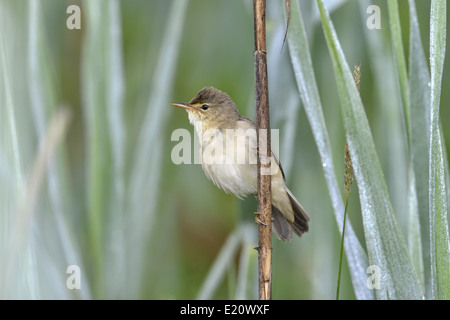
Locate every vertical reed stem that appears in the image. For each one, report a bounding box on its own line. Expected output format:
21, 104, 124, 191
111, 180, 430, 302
253, 0, 272, 300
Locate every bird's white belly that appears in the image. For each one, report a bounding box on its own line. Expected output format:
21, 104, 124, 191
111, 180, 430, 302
196, 125, 290, 221
200, 129, 258, 198
202, 161, 257, 198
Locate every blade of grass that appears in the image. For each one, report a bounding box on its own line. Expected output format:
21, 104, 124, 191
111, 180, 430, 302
363, 0, 408, 234
429, 0, 450, 300
285, 0, 374, 300
4, 107, 71, 299
127, 0, 188, 297
388, 0, 411, 140
235, 223, 257, 300
82, 0, 115, 297
0, 1, 30, 298
28, 0, 89, 299
443, 136, 450, 221
197, 224, 245, 300
388, 0, 427, 293
316, 0, 423, 299
336, 195, 349, 299
0, 5, 25, 197
407, 0, 430, 294
337, 75, 357, 300
103, 0, 126, 298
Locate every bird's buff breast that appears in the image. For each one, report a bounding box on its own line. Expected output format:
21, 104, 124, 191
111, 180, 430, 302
198, 127, 259, 198
199, 131, 292, 222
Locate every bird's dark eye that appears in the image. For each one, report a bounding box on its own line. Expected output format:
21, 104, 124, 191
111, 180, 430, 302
201, 104, 209, 111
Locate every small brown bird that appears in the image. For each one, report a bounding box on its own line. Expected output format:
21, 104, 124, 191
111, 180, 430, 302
171, 87, 309, 241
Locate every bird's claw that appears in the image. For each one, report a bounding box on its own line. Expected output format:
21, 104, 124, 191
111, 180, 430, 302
255, 216, 269, 226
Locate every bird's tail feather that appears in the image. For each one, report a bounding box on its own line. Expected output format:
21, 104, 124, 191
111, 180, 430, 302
272, 206, 292, 241
285, 187, 310, 237
271, 188, 310, 241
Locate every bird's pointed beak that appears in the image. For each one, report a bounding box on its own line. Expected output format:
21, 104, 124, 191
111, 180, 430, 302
171, 102, 198, 111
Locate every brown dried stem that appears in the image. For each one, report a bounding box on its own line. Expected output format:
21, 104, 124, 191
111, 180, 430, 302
253, 0, 272, 300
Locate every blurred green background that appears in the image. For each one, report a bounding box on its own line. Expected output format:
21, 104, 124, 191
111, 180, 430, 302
0, 0, 449, 299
